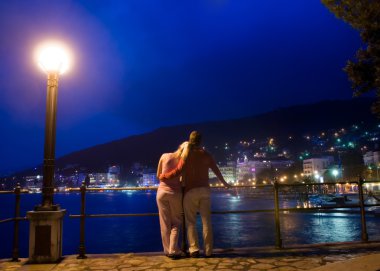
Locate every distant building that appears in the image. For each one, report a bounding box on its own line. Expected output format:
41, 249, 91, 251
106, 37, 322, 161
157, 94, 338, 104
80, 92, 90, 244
236, 156, 293, 182
88, 173, 108, 186
141, 172, 159, 187
60, 172, 86, 187
363, 151, 380, 166
236, 156, 256, 181
209, 161, 236, 184
303, 156, 334, 177
24, 175, 42, 190
108, 165, 120, 175
107, 165, 120, 186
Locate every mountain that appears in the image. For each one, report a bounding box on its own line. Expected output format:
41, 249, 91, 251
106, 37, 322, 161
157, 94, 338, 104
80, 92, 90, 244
46, 98, 377, 174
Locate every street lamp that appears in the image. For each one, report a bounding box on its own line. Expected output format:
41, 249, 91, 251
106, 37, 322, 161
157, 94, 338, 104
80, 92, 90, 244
27, 41, 71, 263
35, 42, 71, 210
332, 169, 339, 182
314, 173, 320, 182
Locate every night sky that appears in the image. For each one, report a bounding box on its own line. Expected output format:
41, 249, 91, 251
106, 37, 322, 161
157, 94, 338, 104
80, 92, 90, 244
0, 1, 361, 175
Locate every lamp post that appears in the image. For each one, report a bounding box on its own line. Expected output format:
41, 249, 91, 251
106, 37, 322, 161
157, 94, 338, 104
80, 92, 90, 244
27, 42, 71, 263
36, 43, 70, 210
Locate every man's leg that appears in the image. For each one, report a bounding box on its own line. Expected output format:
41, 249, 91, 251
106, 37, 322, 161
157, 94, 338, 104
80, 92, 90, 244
183, 189, 200, 254
199, 187, 213, 256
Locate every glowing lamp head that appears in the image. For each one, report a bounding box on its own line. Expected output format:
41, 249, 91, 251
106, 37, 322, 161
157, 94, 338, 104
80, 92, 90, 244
36, 42, 71, 74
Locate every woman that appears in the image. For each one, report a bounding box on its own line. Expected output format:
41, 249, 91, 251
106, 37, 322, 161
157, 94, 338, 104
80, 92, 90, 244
156, 142, 188, 259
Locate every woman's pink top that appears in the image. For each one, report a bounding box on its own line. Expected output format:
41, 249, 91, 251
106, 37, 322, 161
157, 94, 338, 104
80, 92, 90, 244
158, 153, 182, 193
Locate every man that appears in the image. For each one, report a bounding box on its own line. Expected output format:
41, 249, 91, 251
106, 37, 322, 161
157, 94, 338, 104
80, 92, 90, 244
159, 131, 231, 257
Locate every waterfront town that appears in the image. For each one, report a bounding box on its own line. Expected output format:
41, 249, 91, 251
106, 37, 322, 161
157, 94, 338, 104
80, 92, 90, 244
1, 122, 379, 192
2, 1, 380, 269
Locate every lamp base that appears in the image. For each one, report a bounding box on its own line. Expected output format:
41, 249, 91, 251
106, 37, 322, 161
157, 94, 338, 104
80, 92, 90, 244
27, 209, 66, 263
34, 204, 60, 211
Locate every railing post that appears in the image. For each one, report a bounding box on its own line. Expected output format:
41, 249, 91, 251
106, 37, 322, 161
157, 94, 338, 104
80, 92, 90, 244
77, 182, 87, 259
358, 177, 368, 242
273, 180, 282, 249
181, 189, 187, 254
11, 183, 21, 262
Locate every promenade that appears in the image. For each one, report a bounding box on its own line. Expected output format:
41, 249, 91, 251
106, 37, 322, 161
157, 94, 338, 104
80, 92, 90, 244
1, 242, 380, 271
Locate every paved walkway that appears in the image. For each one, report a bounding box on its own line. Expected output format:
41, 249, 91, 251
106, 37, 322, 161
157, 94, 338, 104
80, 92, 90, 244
1, 242, 380, 271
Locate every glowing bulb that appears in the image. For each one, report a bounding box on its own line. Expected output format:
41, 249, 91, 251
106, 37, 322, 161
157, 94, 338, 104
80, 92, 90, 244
36, 41, 71, 74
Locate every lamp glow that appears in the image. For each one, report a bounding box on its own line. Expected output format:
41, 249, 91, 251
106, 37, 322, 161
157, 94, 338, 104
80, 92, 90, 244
36, 42, 71, 74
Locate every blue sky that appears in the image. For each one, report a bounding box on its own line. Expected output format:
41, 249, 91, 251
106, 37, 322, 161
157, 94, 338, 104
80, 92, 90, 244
0, 0, 361, 175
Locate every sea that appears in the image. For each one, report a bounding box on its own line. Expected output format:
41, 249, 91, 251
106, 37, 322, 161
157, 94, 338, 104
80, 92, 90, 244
1, 189, 380, 259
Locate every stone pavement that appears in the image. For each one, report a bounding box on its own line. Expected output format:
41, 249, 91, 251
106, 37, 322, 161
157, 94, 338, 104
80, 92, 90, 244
1, 242, 380, 271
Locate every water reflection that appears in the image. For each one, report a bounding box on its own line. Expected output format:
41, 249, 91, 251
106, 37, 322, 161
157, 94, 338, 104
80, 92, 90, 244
281, 213, 362, 244
213, 213, 275, 247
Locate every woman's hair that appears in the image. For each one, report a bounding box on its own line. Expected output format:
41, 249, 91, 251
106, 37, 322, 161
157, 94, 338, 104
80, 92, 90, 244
174, 141, 188, 158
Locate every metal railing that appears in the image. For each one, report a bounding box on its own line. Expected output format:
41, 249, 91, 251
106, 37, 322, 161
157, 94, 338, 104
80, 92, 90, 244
0, 184, 28, 262
1, 178, 380, 260
67, 178, 380, 258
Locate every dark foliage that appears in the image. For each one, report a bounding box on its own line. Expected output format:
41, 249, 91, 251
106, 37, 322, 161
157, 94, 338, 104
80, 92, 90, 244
322, 0, 380, 116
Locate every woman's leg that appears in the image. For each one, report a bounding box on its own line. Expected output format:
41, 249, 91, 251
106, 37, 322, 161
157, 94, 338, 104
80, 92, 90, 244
156, 189, 170, 254
168, 192, 183, 254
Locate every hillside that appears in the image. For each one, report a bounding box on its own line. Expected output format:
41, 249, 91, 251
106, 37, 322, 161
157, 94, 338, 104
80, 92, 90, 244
47, 98, 377, 173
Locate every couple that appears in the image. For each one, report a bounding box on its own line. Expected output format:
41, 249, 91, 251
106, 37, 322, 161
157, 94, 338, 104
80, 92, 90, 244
156, 131, 231, 259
